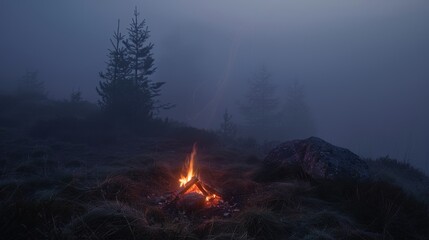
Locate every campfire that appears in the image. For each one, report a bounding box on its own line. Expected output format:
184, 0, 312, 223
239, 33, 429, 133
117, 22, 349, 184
155, 144, 238, 217
173, 144, 222, 206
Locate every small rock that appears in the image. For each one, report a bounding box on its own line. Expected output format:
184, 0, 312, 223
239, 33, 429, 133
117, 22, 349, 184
176, 192, 205, 211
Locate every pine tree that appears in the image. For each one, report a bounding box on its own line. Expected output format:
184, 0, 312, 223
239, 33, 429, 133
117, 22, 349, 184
70, 89, 82, 103
279, 81, 316, 139
123, 7, 169, 118
96, 20, 135, 116
220, 109, 237, 139
17, 70, 46, 99
97, 9, 171, 121
240, 67, 278, 127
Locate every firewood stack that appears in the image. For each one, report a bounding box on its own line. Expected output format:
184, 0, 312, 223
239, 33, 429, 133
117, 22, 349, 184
172, 176, 221, 201
158, 177, 237, 216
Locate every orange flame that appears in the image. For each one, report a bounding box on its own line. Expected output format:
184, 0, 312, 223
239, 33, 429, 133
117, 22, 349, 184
178, 144, 221, 204
179, 144, 202, 195
179, 143, 198, 187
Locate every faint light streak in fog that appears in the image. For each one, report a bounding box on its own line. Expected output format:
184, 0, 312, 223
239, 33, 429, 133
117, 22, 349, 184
188, 29, 243, 128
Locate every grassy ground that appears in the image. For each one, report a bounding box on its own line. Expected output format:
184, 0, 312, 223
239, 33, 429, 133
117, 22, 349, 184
0, 96, 428, 239
0, 131, 428, 240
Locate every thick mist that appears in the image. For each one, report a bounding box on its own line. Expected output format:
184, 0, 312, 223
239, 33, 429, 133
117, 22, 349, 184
1, 0, 428, 173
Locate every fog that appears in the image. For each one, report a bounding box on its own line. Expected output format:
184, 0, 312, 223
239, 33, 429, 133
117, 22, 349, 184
1, 0, 428, 172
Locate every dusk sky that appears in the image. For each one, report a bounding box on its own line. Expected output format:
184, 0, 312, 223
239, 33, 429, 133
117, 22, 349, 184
1, 0, 429, 172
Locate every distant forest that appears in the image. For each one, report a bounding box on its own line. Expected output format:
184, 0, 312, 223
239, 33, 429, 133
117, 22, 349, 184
1, 7, 316, 144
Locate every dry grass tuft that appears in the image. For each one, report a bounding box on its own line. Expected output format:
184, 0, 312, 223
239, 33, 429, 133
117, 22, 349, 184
312, 179, 429, 239
99, 175, 143, 204
249, 182, 308, 212
238, 207, 288, 240
367, 156, 429, 204
253, 163, 311, 182
193, 218, 245, 239
145, 206, 166, 225
0, 198, 86, 240
64, 202, 178, 240
220, 178, 258, 201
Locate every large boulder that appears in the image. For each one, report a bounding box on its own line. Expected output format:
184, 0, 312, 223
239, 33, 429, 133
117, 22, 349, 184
264, 137, 369, 181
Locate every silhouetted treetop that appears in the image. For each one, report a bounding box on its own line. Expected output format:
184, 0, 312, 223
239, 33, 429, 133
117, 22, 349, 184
97, 8, 172, 121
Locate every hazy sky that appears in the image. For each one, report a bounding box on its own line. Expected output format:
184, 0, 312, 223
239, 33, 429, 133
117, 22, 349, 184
1, 0, 429, 172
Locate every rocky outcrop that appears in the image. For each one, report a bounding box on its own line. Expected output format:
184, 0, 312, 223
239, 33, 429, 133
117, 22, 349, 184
264, 137, 369, 181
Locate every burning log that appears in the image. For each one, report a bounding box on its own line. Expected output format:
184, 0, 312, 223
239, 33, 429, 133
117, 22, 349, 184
159, 144, 238, 217
175, 176, 199, 196
173, 176, 221, 200
200, 181, 222, 197
164, 143, 223, 210
195, 181, 209, 196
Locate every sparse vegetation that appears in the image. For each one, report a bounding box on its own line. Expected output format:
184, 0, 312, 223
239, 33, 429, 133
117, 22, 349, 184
0, 112, 428, 239
1, 3, 428, 240
218, 109, 238, 144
